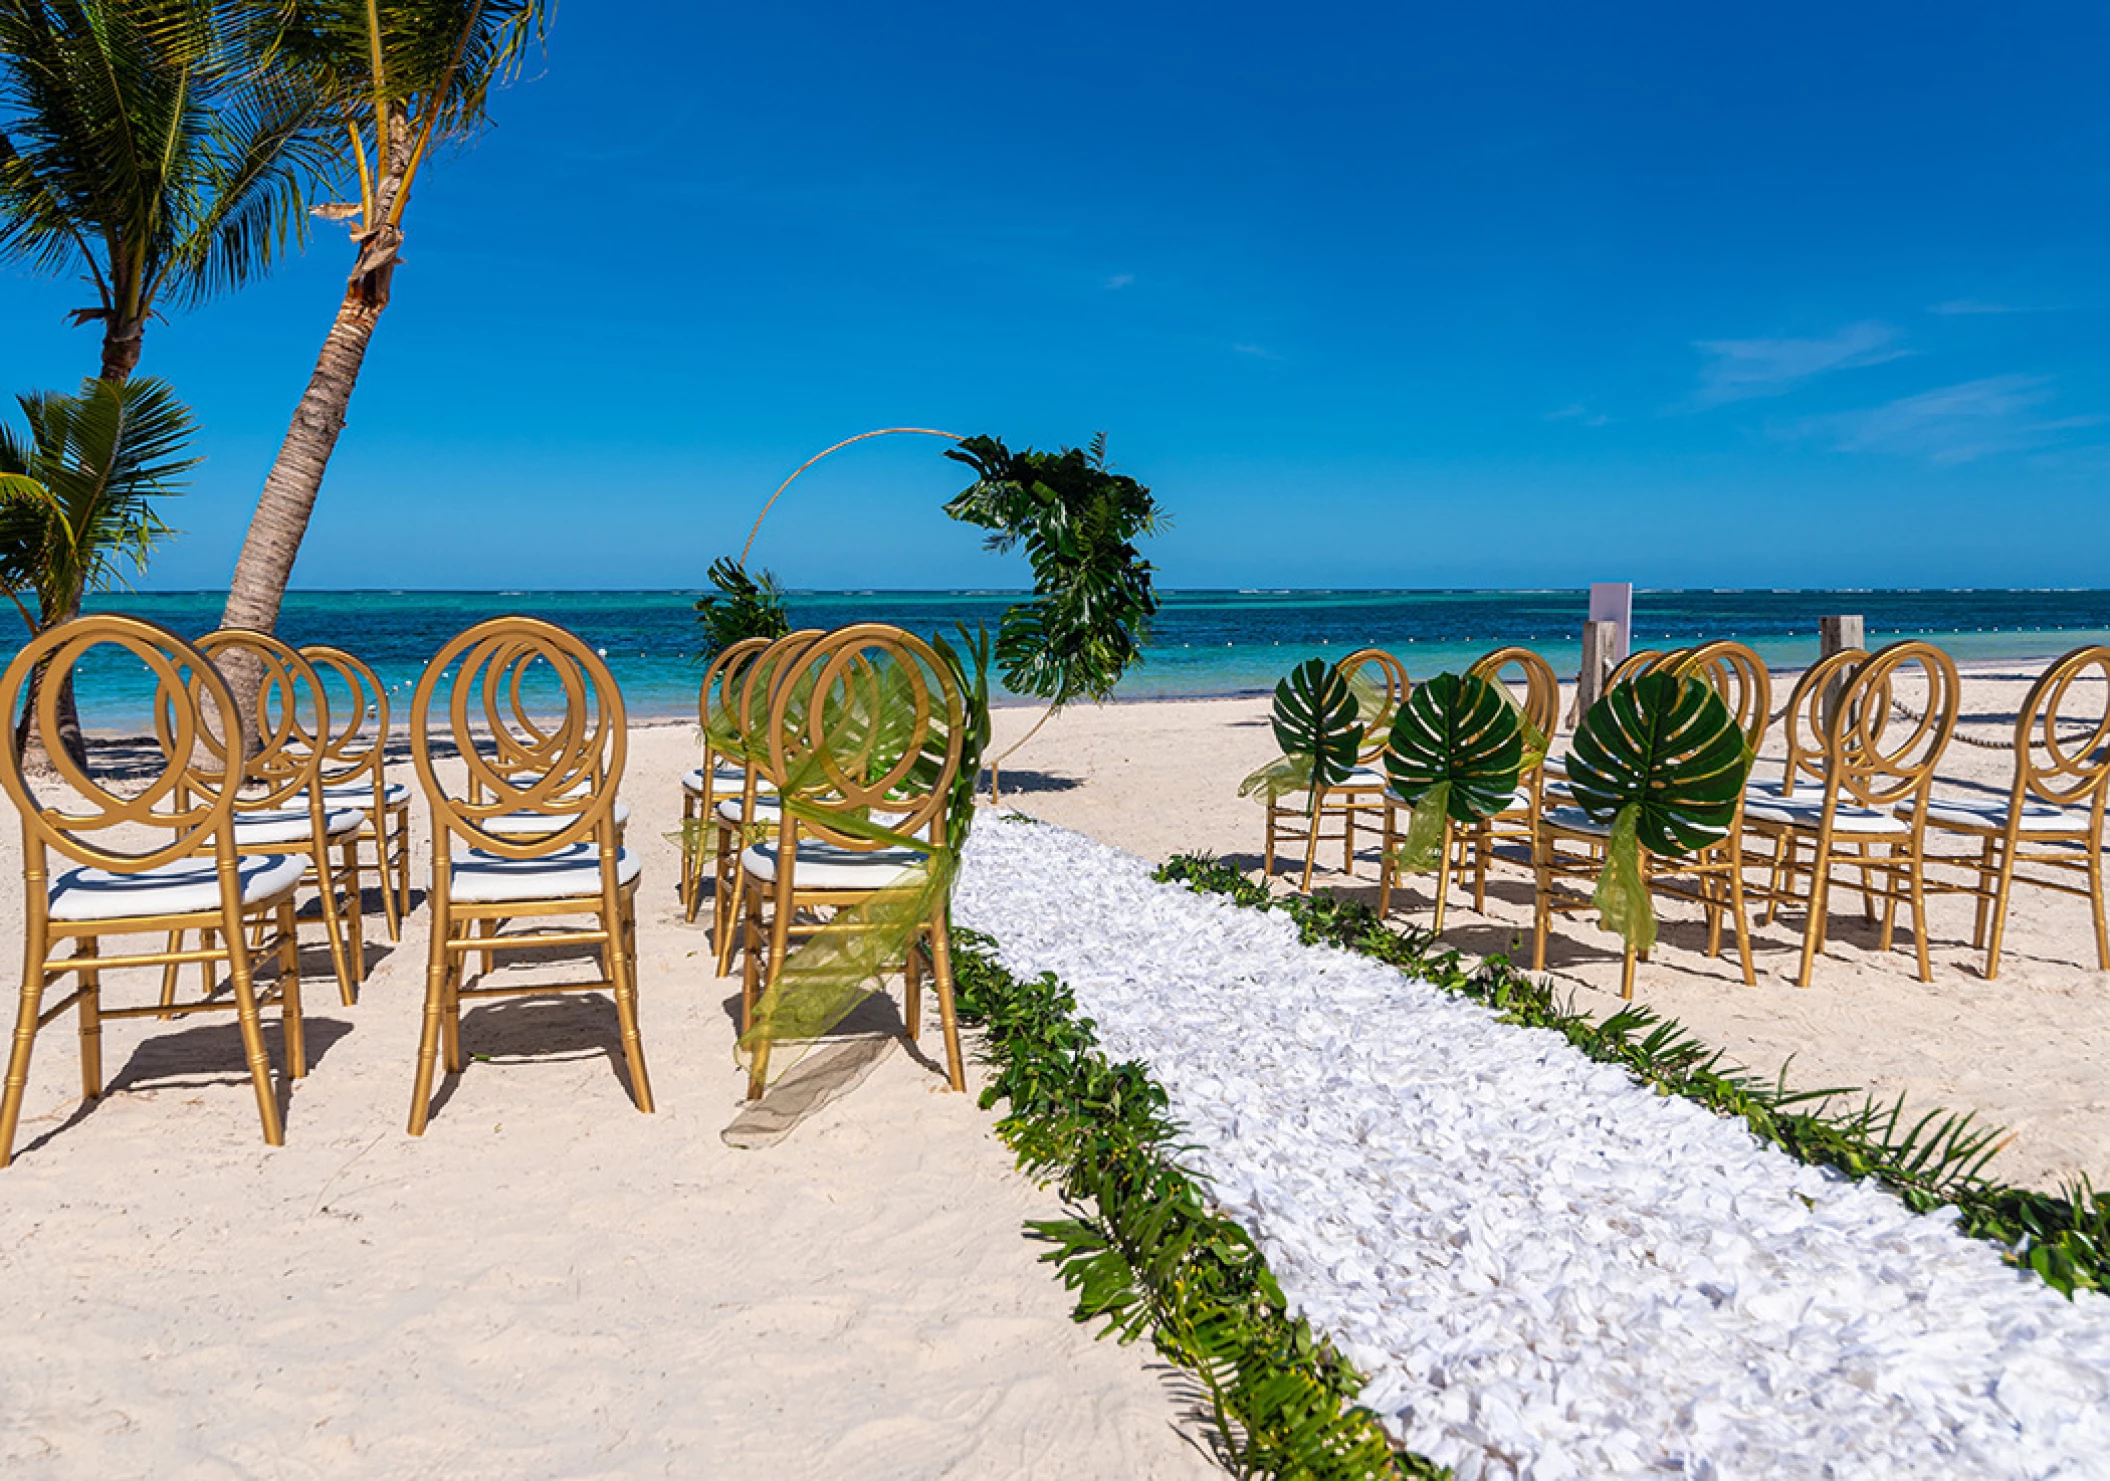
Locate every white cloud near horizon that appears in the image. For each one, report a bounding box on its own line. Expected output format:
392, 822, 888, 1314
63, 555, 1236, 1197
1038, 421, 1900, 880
1791, 375, 2104, 465
1692, 320, 1908, 405
1929, 298, 2065, 316
1104, 272, 1136, 290
1231, 342, 1281, 360
1547, 404, 1611, 426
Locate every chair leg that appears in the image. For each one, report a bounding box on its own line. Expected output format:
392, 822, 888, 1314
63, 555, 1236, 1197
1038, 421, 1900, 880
1620, 945, 1637, 1000
342, 838, 366, 985
2088, 839, 2110, 971
222, 932, 284, 1148
1970, 835, 1996, 950
158, 929, 185, 1014
1531, 840, 1553, 972
1981, 834, 2024, 981
1378, 802, 1395, 915
678, 794, 697, 918
1264, 797, 1279, 881
714, 824, 741, 976
408, 898, 454, 1136
310, 841, 357, 1008
609, 886, 654, 1114
1299, 797, 1323, 893
374, 814, 403, 944
1795, 836, 1835, 987
1908, 844, 1933, 983
1432, 818, 1454, 935
76, 935, 102, 1100
903, 932, 923, 1041
394, 809, 413, 930
1728, 858, 1757, 987
1472, 822, 1490, 912
1, 923, 53, 1169
276, 901, 307, 1078
927, 907, 966, 1092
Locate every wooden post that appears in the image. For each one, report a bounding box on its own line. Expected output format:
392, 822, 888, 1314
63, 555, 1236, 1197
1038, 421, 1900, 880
1818, 614, 1865, 732
1819, 614, 1864, 659
1572, 619, 1617, 726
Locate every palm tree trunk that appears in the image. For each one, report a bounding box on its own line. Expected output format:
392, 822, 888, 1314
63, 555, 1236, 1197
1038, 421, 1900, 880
221, 281, 389, 637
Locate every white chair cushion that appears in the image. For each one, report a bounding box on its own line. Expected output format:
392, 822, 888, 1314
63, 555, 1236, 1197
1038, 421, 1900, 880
740, 838, 928, 891
448, 842, 640, 904
233, 806, 365, 846
1745, 777, 1827, 803
482, 800, 631, 837
1901, 796, 2085, 833
1742, 796, 1907, 836
717, 796, 782, 826
681, 764, 750, 794
1334, 764, 1388, 791
318, 780, 411, 811
49, 853, 306, 922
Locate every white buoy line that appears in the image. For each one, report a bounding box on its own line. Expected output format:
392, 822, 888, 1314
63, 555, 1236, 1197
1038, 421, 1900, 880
953, 817, 2110, 1480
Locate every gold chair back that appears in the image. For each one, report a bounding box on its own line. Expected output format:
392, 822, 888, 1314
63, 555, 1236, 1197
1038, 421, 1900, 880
188, 630, 332, 812
2012, 645, 2110, 813
701, 635, 776, 736
412, 617, 626, 859
1774, 648, 1868, 797
1607, 648, 1664, 687
1467, 646, 1558, 738
2, 614, 243, 875
1335, 648, 1409, 762
299, 644, 391, 788
1670, 640, 1773, 753
1825, 640, 1957, 809
761, 623, 967, 852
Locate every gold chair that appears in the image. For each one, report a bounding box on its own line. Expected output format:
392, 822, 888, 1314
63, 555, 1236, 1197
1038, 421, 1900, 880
406, 616, 650, 1134
738, 623, 969, 1097
1748, 648, 1869, 923
191, 630, 366, 1006
1532, 661, 1759, 997
1455, 645, 1562, 911
301, 644, 413, 942
680, 635, 774, 922
711, 629, 824, 974
1911, 645, 2110, 979
1264, 647, 1409, 890
1608, 647, 1665, 687
1742, 640, 1960, 986
1, 615, 305, 1165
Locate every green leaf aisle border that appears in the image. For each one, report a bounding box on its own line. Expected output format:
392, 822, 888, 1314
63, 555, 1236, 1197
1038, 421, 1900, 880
1152, 853, 2110, 1301
947, 925, 1437, 1480
1567, 673, 1750, 954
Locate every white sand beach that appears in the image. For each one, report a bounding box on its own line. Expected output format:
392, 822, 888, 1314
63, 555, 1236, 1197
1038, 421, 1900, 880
2, 658, 2105, 1474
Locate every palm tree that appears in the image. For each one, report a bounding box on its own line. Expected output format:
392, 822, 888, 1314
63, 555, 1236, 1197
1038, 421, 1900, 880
0, 0, 326, 383
218, 0, 549, 640
0, 376, 197, 763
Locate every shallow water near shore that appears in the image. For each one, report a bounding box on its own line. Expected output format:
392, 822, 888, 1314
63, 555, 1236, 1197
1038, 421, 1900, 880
48, 586, 2110, 721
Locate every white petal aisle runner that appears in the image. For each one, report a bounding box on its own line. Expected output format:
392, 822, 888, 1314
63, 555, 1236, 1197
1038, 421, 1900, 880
954, 818, 2110, 1481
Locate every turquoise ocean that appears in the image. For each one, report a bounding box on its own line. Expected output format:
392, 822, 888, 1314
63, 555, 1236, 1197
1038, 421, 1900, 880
43, 588, 2110, 722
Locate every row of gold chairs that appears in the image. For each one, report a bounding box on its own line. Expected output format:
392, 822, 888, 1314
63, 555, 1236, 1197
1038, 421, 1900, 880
679, 626, 970, 1100
0, 613, 647, 1164
1271, 639, 2110, 997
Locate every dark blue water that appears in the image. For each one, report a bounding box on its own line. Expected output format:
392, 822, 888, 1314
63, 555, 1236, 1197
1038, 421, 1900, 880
36, 588, 2110, 724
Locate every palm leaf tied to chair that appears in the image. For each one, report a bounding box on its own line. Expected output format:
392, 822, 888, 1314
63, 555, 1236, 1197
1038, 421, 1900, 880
1380, 673, 1525, 931
1241, 658, 1362, 881
737, 623, 983, 1100
1567, 672, 1750, 953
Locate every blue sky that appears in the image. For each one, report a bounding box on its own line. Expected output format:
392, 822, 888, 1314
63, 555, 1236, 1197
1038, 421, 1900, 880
3, 1, 2106, 591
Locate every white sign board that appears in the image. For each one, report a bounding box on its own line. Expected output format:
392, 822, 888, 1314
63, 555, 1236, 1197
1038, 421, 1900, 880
1587, 583, 1633, 662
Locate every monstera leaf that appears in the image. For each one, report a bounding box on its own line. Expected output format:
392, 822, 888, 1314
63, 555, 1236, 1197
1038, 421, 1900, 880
1382, 672, 1526, 871
1567, 672, 1751, 951
1238, 658, 1361, 808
